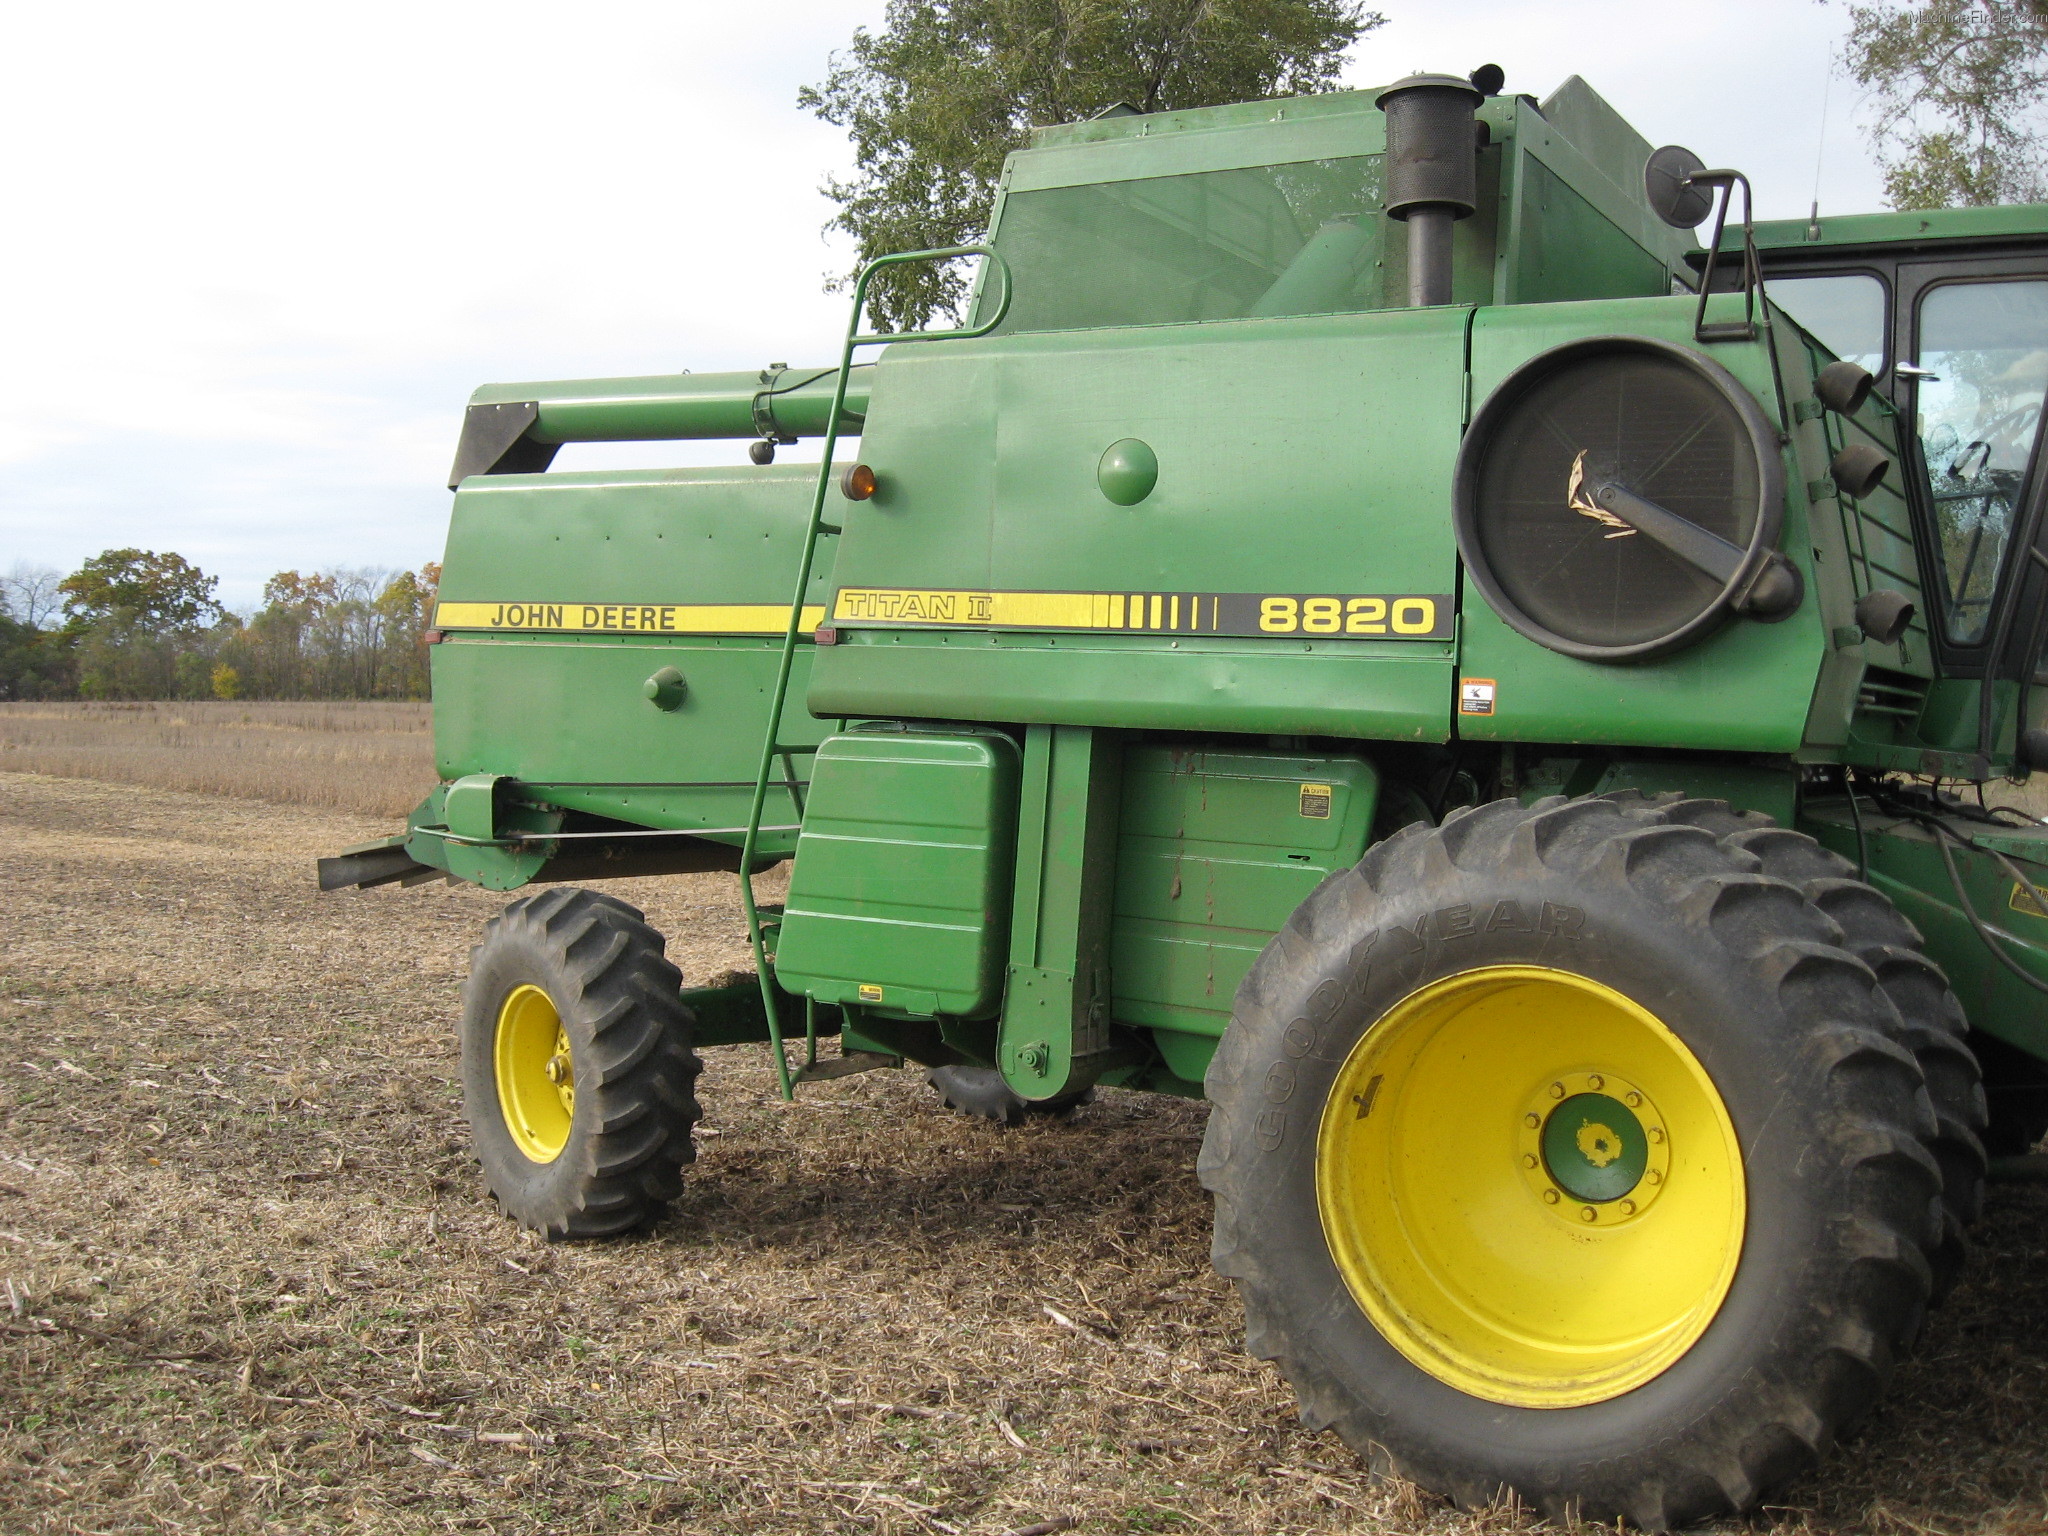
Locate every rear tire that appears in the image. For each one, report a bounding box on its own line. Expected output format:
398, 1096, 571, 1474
460, 888, 701, 1239
1200, 792, 1942, 1527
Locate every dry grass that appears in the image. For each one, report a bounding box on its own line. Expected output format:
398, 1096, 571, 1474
0, 702, 434, 820
1, 770, 2047, 1535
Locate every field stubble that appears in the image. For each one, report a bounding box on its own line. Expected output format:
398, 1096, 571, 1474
0, 729, 2045, 1532
0, 701, 436, 820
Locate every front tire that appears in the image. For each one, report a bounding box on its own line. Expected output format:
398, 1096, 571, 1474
1199, 793, 1943, 1527
460, 888, 701, 1239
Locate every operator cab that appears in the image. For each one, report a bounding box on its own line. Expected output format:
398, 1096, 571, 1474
1715, 212, 2048, 701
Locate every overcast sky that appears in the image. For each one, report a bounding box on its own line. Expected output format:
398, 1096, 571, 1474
1, 0, 1883, 611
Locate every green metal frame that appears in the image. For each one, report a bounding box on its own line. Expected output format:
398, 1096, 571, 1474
736, 245, 1015, 1099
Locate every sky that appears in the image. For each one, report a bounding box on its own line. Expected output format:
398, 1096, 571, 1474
0, 0, 1886, 612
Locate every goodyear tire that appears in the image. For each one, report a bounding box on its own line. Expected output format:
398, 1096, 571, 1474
1649, 800, 1985, 1296
460, 888, 701, 1239
1200, 793, 1943, 1528
926, 1066, 1094, 1124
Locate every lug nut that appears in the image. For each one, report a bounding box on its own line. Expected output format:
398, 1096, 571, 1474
1549, 1082, 1565, 1099
1581, 1207, 1597, 1222
1542, 1189, 1560, 1205
1587, 1074, 1604, 1090
1621, 1199, 1636, 1214
1648, 1126, 1664, 1144
1646, 1170, 1663, 1185
1524, 1113, 1540, 1128
545, 1054, 571, 1085
1521, 1154, 1537, 1169
1625, 1091, 1642, 1107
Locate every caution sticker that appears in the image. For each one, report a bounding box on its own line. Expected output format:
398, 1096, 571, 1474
1459, 677, 1498, 716
1299, 783, 1334, 819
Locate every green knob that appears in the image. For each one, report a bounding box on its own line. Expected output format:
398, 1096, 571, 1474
643, 666, 687, 711
1097, 438, 1159, 505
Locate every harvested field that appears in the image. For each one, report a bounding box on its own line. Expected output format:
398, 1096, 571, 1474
0, 702, 435, 820
2, 769, 2048, 1535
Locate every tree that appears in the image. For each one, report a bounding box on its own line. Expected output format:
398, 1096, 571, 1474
0, 563, 65, 629
58, 549, 228, 700
801, 0, 1382, 330
0, 613, 73, 700
1841, 0, 2048, 208
220, 563, 441, 699
59, 549, 224, 633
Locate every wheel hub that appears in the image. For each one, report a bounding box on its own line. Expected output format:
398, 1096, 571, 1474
1516, 1071, 1670, 1224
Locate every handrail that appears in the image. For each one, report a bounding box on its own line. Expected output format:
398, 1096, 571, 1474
734, 245, 1014, 1098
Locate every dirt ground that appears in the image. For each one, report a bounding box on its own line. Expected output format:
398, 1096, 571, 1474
4, 769, 2048, 1536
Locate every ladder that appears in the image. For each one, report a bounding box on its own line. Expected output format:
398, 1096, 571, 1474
735, 245, 1014, 1098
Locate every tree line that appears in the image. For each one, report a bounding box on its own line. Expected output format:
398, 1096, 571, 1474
0, 550, 440, 702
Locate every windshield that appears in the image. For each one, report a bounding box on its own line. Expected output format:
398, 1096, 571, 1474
1915, 278, 2048, 645
986, 156, 1389, 333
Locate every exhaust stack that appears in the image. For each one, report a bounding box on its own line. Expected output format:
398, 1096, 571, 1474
1376, 73, 1488, 307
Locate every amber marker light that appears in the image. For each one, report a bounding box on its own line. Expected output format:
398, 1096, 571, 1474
840, 463, 878, 501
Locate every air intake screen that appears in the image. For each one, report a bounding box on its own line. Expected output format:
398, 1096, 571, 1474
1456, 339, 1779, 662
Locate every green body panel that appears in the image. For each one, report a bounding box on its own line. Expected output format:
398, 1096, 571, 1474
774, 730, 1021, 1018
432, 465, 840, 846
810, 305, 1467, 740
1112, 748, 1378, 1082
1802, 800, 2048, 1062
810, 631, 1451, 741
432, 637, 823, 846
437, 464, 834, 615
1504, 151, 1668, 305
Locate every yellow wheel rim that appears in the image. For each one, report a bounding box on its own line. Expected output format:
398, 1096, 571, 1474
494, 984, 575, 1163
1315, 965, 1745, 1407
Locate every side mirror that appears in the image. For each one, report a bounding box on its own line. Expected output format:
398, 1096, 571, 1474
1645, 145, 1713, 229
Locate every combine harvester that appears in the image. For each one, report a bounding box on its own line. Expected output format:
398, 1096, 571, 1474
323, 66, 2048, 1525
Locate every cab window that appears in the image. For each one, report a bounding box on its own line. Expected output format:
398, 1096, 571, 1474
1768, 273, 1888, 371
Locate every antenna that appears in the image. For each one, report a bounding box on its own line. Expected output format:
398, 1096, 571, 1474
1807, 53, 1833, 242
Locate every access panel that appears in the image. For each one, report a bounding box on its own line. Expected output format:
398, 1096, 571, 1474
1111, 746, 1379, 1080
774, 730, 1021, 1019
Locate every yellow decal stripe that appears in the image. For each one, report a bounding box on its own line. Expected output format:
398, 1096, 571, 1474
435, 601, 825, 636
831, 587, 1454, 641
